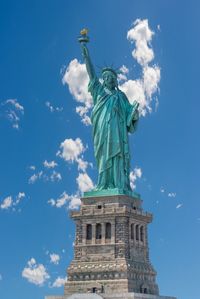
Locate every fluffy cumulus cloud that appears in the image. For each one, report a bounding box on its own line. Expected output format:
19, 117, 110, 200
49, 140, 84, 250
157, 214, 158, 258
118, 65, 129, 82
62, 59, 92, 106
48, 192, 81, 210
0, 196, 13, 210
15, 192, 26, 205
50, 171, 62, 182
62, 59, 92, 125
63, 19, 160, 122
127, 19, 154, 66
120, 79, 145, 108
28, 171, 44, 184
0, 192, 26, 211
57, 137, 90, 173
120, 19, 161, 116
48, 191, 69, 208
76, 173, 94, 193
143, 65, 160, 98
22, 258, 50, 286
68, 194, 81, 210
130, 167, 142, 190
43, 160, 57, 169
57, 138, 85, 162
28, 170, 61, 184
49, 253, 60, 265
1, 99, 24, 129
76, 158, 89, 172
76, 105, 91, 126
51, 276, 67, 288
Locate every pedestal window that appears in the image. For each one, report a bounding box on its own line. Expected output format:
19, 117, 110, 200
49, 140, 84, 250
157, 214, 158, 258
96, 223, 102, 240
105, 222, 111, 239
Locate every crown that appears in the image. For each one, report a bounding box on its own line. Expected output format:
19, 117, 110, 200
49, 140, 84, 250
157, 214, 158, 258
101, 67, 118, 77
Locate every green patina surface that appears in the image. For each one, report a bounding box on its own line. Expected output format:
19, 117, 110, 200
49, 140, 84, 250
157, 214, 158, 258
79, 30, 139, 198
84, 188, 141, 199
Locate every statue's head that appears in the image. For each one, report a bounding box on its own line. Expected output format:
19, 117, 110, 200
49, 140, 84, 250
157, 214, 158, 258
102, 67, 118, 91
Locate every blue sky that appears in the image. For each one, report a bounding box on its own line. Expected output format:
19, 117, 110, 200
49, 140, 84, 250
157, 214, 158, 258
0, 1, 200, 299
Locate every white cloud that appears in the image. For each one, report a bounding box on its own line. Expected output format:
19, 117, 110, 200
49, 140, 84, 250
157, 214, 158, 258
120, 69, 160, 116
57, 138, 92, 174
160, 187, 165, 193
76, 173, 94, 193
118, 73, 127, 82
62, 59, 92, 124
29, 165, 36, 170
68, 195, 81, 210
130, 167, 142, 190
0, 192, 26, 211
120, 79, 146, 113
62, 59, 92, 107
127, 19, 154, 66
45, 101, 63, 113
168, 192, 176, 198
0, 196, 13, 210
176, 203, 183, 209
76, 158, 88, 172
28, 169, 61, 184
50, 171, 62, 182
15, 192, 26, 205
22, 258, 50, 286
51, 276, 67, 288
57, 138, 85, 163
118, 65, 129, 82
143, 66, 160, 98
48, 192, 81, 210
50, 253, 60, 265
6, 99, 24, 112
120, 19, 160, 116
48, 192, 69, 208
76, 106, 91, 126
1, 99, 24, 129
28, 171, 43, 184
48, 199, 56, 206
120, 65, 129, 74
43, 160, 57, 169
28, 258, 36, 267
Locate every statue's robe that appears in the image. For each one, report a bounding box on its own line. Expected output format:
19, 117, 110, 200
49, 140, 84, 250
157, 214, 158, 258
88, 77, 139, 191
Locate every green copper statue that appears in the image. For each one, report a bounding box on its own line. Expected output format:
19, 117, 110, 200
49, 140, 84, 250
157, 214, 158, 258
79, 29, 139, 196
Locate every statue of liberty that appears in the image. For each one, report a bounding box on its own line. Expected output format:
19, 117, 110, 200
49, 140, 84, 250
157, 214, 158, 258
79, 29, 139, 195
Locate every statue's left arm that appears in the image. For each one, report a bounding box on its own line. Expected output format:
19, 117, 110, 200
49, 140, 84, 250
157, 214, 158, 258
127, 101, 139, 133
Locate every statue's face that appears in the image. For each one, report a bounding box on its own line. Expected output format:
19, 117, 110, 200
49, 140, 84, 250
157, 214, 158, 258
103, 71, 117, 90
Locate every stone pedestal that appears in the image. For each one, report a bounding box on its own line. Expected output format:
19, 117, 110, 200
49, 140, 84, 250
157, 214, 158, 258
65, 195, 158, 296
45, 194, 176, 299
45, 292, 176, 299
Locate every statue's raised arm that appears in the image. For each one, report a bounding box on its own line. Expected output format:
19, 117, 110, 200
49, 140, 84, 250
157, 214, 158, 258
78, 29, 96, 81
